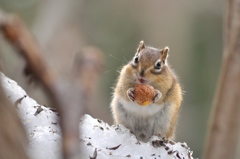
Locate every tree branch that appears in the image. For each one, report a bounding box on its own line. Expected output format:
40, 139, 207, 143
0, 9, 104, 159
203, 0, 240, 158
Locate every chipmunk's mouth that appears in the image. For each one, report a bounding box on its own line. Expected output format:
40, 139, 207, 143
139, 78, 145, 83
134, 71, 148, 84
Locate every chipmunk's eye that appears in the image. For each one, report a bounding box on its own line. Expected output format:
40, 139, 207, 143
155, 61, 161, 69
134, 56, 139, 64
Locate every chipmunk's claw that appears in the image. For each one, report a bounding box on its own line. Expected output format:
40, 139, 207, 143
127, 88, 135, 102
153, 90, 162, 103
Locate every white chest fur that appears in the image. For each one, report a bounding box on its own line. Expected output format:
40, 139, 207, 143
113, 97, 174, 141
119, 98, 164, 117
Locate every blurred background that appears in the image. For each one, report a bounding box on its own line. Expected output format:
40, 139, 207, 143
0, 0, 224, 158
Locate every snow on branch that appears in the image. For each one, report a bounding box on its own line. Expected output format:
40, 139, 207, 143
0, 73, 194, 159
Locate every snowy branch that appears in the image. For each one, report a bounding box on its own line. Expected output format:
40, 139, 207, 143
0, 73, 194, 159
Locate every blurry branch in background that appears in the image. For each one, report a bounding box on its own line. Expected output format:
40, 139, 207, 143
33, 0, 72, 47
0, 11, 29, 157
72, 47, 104, 113
0, 10, 56, 93
0, 9, 79, 159
0, 9, 104, 159
32, 0, 85, 78
203, 0, 240, 159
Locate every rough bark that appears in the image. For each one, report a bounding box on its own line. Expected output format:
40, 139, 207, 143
0, 12, 82, 158
0, 9, 104, 159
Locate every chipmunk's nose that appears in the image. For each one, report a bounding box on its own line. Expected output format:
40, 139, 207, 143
140, 70, 145, 77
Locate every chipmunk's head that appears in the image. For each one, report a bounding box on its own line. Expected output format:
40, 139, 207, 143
127, 40, 170, 85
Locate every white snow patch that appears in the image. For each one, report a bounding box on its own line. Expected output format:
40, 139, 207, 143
0, 72, 194, 159
0, 73, 62, 159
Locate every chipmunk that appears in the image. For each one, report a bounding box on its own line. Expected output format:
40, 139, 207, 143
111, 41, 182, 142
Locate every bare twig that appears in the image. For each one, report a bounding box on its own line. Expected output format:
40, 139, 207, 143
203, 0, 240, 159
0, 9, 104, 159
0, 11, 56, 94
0, 10, 81, 159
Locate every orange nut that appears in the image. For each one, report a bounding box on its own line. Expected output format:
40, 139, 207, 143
134, 84, 156, 106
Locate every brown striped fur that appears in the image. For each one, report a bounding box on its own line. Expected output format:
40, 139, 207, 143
111, 41, 182, 141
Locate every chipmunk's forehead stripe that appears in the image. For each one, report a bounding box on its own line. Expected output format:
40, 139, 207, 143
139, 47, 161, 64
146, 46, 160, 51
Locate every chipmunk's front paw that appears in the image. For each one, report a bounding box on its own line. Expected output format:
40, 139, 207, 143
127, 88, 135, 102
153, 90, 162, 103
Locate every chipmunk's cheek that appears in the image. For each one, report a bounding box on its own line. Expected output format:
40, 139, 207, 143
131, 71, 138, 80
143, 71, 150, 79
125, 66, 135, 78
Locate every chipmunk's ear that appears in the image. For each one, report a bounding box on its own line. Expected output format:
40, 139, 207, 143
160, 46, 169, 62
137, 40, 145, 53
